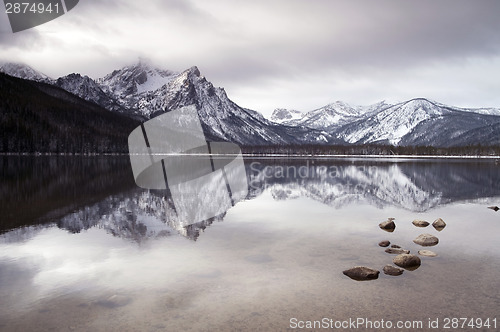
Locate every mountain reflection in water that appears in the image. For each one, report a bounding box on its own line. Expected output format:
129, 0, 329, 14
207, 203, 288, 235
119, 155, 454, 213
1, 156, 499, 242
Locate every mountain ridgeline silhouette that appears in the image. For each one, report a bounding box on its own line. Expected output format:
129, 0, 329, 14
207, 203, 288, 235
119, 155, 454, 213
1, 61, 500, 152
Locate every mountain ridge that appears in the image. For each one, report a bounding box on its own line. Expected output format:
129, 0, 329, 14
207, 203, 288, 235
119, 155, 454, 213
274, 98, 500, 146
2, 61, 500, 148
0, 72, 139, 153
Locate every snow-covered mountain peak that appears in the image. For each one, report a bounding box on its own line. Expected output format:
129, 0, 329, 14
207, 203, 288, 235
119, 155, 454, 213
403, 97, 440, 109
282, 100, 366, 130
99, 61, 178, 100
187, 65, 201, 77
270, 108, 302, 123
342, 98, 453, 145
4, 59, 499, 147
360, 100, 392, 114
0, 62, 52, 82
391, 98, 447, 118
55, 72, 129, 115
323, 101, 359, 115
58, 72, 92, 84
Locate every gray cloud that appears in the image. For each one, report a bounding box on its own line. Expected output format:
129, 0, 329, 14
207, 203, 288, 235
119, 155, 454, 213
1, 0, 500, 114
0, 10, 45, 50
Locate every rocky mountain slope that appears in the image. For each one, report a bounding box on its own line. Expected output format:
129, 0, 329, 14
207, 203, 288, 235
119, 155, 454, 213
2, 61, 500, 147
0, 62, 52, 83
2, 61, 332, 145
274, 99, 500, 147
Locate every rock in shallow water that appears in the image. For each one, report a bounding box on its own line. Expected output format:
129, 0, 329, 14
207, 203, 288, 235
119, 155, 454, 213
383, 265, 404, 276
413, 233, 439, 246
393, 254, 421, 271
390, 244, 401, 248
343, 266, 380, 281
487, 206, 499, 212
432, 218, 446, 231
418, 250, 438, 257
412, 219, 430, 227
385, 248, 410, 255
378, 240, 390, 247
379, 219, 396, 232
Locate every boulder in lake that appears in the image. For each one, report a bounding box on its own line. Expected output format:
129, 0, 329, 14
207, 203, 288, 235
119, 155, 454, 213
487, 206, 499, 212
391, 244, 401, 248
379, 219, 396, 232
413, 233, 439, 246
393, 254, 421, 271
383, 265, 404, 276
432, 218, 446, 231
418, 250, 438, 257
412, 219, 430, 227
378, 240, 390, 247
385, 248, 410, 255
343, 266, 380, 281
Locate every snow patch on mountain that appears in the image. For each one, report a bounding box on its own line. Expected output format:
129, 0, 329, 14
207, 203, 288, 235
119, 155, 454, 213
55, 73, 128, 113
342, 99, 448, 145
432, 101, 500, 117
98, 61, 178, 115
270, 108, 302, 123
275, 101, 393, 131
135, 69, 177, 94
4, 60, 500, 147
0, 62, 52, 82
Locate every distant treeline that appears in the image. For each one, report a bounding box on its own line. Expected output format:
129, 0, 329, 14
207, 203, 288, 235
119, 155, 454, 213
241, 144, 500, 156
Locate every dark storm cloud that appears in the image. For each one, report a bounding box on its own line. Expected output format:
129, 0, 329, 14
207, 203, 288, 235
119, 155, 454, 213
74, 0, 215, 29
0, 29, 43, 50
1, 0, 500, 113
0, 9, 44, 49
200, 0, 500, 84
3, 0, 500, 76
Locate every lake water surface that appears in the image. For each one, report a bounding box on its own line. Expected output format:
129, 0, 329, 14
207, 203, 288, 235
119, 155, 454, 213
1, 156, 499, 331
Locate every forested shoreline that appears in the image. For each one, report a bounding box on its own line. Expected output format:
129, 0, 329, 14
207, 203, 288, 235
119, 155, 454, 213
2, 144, 500, 157
240, 144, 500, 157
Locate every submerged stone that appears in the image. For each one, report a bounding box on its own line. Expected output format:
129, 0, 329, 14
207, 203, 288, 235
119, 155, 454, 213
383, 265, 404, 276
413, 233, 439, 246
393, 254, 421, 271
432, 218, 446, 231
418, 250, 438, 257
385, 248, 410, 255
378, 240, 390, 247
343, 266, 380, 281
379, 219, 396, 232
412, 220, 430, 227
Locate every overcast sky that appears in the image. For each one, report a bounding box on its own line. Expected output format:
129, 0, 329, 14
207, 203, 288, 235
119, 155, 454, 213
1, 0, 500, 116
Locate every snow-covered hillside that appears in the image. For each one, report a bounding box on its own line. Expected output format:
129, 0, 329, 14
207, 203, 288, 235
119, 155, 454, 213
0, 62, 53, 83
2, 61, 500, 147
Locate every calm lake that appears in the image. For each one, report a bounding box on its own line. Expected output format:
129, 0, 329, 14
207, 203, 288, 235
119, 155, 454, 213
1, 156, 499, 331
